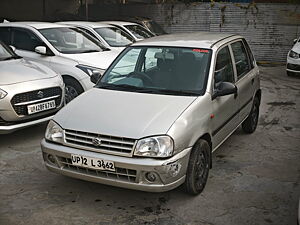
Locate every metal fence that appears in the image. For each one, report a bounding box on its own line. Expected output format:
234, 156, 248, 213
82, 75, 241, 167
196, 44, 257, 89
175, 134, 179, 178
117, 3, 300, 62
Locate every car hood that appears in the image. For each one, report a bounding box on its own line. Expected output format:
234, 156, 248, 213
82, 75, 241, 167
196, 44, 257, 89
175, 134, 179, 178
63, 50, 119, 70
54, 88, 197, 139
292, 42, 300, 53
0, 58, 57, 85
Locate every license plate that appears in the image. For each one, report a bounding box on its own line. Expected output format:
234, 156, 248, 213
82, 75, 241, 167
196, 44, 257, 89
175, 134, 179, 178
27, 100, 56, 115
71, 154, 116, 172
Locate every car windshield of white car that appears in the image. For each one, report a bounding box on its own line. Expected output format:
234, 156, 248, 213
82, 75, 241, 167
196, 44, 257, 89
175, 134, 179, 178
94, 27, 134, 47
39, 27, 105, 54
98, 46, 211, 96
125, 25, 154, 39
0, 42, 20, 61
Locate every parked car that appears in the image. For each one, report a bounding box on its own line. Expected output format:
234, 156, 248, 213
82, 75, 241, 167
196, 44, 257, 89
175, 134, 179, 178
287, 37, 300, 76
0, 22, 120, 103
102, 21, 155, 41
59, 21, 135, 52
117, 16, 167, 35
0, 41, 64, 134
41, 32, 261, 195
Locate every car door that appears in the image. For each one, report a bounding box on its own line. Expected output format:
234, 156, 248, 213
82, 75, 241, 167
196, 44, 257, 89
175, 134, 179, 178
211, 45, 239, 149
230, 40, 256, 123
11, 27, 52, 66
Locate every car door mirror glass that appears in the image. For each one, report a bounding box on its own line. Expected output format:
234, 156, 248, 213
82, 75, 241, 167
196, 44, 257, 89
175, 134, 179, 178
35, 46, 47, 55
90, 71, 102, 84
212, 82, 237, 100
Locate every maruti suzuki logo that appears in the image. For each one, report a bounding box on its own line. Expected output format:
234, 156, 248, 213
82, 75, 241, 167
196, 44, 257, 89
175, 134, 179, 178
37, 91, 44, 99
92, 137, 102, 147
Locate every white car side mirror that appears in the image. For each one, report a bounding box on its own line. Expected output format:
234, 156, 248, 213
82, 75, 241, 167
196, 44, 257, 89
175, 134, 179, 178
9, 45, 16, 52
35, 46, 47, 55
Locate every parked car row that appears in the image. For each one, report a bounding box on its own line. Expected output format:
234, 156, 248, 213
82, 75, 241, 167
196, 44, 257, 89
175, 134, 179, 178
0, 20, 157, 134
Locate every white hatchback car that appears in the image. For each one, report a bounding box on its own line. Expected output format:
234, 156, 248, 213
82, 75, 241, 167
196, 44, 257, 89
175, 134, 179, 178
102, 21, 155, 41
59, 21, 135, 52
0, 22, 120, 102
287, 37, 300, 76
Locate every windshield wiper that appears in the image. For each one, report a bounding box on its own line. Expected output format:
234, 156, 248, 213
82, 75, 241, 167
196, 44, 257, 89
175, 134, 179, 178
80, 49, 100, 53
98, 83, 156, 93
155, 89, 200, 96
0, 55, 22, 61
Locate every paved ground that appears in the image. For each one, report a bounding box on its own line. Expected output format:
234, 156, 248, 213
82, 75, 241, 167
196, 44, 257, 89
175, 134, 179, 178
0, 66, 299, 225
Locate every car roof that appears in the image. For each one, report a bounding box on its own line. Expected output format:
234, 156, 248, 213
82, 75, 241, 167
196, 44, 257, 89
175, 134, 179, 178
101, 21, 139, 26
0, 21, 71, 29
132, 32, 242, 49
59, 21, 115, 29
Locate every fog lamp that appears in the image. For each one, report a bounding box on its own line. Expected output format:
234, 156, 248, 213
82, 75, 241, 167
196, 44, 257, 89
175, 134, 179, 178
145, 172, 157, 182
47, 154, 56, 164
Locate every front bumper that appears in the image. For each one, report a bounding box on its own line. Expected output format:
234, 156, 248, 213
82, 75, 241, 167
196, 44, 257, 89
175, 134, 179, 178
0, 114, 54, 134
287, 56, 300, 73
41, 139, 192, 192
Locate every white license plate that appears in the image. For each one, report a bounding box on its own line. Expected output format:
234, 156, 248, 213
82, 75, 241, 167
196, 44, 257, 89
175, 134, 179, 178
27, 100, 56, 115
71, 154, 116, 172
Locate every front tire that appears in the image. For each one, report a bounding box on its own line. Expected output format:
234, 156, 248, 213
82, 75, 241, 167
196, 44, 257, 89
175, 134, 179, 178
184, 139, 210, 195
63, 77, 84, 103
242, 96, 260, 133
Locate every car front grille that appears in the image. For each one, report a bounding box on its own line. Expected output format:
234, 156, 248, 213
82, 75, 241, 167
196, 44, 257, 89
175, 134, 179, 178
58, 156, 137, 183
287, 63, 300, 71
64, 129, 136, 157
11, 87, 62, 116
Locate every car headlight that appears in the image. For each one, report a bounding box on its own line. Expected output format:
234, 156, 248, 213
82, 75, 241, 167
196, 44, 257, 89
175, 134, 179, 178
0, 88, 7, 99
76, 64, 105, 76
134, 136, 174, 158
45, 120, 64, 144
289, 50, 299, 59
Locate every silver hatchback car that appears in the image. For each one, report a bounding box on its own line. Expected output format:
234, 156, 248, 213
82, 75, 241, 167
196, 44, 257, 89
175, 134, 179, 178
0, 41, 65, 134
41, 32, 261, 195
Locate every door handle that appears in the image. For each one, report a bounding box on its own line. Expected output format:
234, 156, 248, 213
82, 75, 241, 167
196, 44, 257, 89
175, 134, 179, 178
251, 78, 255, 85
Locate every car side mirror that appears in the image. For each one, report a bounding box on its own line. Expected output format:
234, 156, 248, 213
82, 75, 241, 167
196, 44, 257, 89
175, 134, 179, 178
90, 71, 102, 84
294, 39, 298, 44
35, 46, 47, 55
212, 82, 237, 100
9, 45, 16, 52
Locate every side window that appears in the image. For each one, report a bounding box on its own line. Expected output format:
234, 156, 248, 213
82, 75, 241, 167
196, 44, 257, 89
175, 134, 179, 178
231, 41, 251, 79
0, 27, 11, 45
242, 39, 255, 69
214, 46, 234, 88
12, 28, 44, 51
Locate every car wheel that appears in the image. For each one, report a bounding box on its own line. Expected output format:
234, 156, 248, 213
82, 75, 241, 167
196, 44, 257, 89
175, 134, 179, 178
242, 96, 260, 133
63, 77, 84, 103
184, 139, 210, 195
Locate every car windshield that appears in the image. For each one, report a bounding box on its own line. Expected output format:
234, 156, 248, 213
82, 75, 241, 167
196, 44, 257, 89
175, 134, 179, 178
0, 42, 20, 61
94, 27, 134, 47
97, 46, 211, 96
124, 25, 154, 39
39, 27, 104, 54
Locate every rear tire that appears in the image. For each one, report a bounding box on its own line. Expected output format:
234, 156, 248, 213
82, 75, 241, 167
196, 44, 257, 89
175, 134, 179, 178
242, 97, 260, 133
63, 77, 84, 103
184, 139, 210, 195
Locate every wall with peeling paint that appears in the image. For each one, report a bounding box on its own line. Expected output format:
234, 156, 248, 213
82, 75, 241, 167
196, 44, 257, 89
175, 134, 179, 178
117, 3, 300, 62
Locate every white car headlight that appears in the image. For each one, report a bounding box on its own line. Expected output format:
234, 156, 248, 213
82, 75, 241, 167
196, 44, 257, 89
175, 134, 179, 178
45, 120, 64, 144
76, 64, 105, 76
0, 88, 7, 99
134, 136, 174, 158
289, 50, 299, 59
